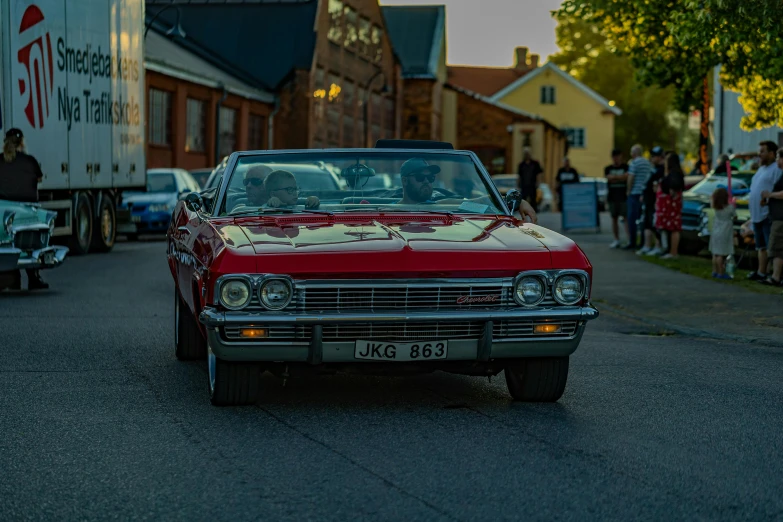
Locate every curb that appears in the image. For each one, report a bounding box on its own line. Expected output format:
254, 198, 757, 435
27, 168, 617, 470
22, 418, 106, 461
595, 301, 782, 349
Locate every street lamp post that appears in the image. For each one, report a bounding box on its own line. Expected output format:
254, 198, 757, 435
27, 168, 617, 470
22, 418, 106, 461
144, 5, 186, 39
362, 69, 390, 147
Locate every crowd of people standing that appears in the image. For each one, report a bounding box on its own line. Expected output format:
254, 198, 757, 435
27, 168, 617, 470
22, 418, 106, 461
604, 144, 684, 259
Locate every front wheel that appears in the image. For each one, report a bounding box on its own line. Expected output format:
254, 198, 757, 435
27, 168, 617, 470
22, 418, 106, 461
175, 289, 207, 361
504, 357, 569, 402
208, 344, 261, 406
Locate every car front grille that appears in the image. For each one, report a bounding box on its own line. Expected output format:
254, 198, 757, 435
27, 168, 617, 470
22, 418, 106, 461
292, 281, 557, 313
14, 229, 49, 250
494, 320, 578, 339
321, 321, 485, 342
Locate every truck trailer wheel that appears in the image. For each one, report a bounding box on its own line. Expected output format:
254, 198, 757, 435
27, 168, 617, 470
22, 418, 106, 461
69, 193, 93, 256
90, 194, 116, 253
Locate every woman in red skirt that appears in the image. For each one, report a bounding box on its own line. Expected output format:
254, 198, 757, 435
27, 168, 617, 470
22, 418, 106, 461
655, 152, 685, 259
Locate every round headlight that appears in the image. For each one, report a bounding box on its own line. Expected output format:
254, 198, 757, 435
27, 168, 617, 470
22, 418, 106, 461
220, 279, 251, 310
515, 276, 545, 306
259, 279, 292, 310
553, 275, 583, 305
3, 212, 15, 235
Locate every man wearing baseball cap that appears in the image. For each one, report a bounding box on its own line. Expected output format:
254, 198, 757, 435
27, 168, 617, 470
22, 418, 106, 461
0, 127, 49, 290
397, 157, 538, 222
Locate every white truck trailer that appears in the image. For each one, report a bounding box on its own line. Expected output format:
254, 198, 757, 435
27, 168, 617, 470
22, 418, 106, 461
0, 0, 146, 254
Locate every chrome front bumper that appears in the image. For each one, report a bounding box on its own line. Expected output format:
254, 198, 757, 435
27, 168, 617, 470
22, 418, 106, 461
199, 305, 600, 363
16, 246, 69, 270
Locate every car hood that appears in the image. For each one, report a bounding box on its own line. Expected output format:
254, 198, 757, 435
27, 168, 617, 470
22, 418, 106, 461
206, 215, 585, 277
123, 192, 178, 207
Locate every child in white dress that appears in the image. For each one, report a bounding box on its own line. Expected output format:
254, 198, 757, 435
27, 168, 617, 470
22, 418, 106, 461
709, 187, 736, 279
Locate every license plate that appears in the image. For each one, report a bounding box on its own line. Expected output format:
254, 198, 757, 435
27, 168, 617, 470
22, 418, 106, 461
354, 340, 448, 362
131, 215, 141, 222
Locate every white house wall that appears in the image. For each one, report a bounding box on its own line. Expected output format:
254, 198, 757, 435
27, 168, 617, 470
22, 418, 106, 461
714, 66, 783, 157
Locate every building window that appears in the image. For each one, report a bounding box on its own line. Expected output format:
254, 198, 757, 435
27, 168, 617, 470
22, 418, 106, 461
343, 80, 355, 116
248, 113, 266, 150
358, 18, 371, 58
563, 127, 586, 148
371, 26, 383, 63
343, 6, 357, 49
327, 0, 343, 43
218, 106, 237, 158
371, 92, 381, 126
343, 115, 355, 147
327, 106, 340, 146
185, 98, 206, 153
384, 97, 395, 138
540, 85, 556, 105
148, 88, 172, 146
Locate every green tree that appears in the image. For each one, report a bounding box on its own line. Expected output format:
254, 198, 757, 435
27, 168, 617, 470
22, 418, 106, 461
556, 0, 783, 130
549, 10, 682, 154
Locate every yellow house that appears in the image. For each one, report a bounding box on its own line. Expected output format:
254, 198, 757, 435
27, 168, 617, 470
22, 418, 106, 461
489, 60, 621, 180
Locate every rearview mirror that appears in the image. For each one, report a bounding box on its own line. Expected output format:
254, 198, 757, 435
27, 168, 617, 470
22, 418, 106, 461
505, 189, 521, 214
184, 191, 204, 212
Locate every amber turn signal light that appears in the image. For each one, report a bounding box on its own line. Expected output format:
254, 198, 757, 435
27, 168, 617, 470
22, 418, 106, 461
533, 324, 561, 334
239, 328, 268, 338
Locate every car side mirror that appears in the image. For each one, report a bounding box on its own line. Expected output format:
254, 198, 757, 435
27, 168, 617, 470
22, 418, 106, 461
505, 189, 521, 213
184, 191, 204, 212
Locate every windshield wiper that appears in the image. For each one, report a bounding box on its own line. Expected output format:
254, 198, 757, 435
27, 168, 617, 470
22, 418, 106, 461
229, 208, 296, 216
229, 208, 334, 217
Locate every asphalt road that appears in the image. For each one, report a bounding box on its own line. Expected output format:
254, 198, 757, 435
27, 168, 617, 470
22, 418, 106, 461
2, 237, 782, 521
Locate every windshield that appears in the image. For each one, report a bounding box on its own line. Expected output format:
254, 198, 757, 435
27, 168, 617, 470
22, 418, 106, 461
687, 176, 749, 196
147, 173, 177, 193
216, 151, 505, 216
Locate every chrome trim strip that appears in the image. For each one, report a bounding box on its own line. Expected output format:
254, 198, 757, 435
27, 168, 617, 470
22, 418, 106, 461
200, 305, 599, 327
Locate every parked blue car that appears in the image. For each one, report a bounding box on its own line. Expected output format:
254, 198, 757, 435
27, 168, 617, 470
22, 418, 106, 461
120, 169, 201, 240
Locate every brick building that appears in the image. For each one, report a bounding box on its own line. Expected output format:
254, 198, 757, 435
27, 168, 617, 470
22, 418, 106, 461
143, 29, 275, 170
146, 0, 402, 158
383, 6, 566, 182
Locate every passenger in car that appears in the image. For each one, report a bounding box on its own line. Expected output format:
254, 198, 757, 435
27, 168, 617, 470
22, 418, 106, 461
264, 170, 320, 209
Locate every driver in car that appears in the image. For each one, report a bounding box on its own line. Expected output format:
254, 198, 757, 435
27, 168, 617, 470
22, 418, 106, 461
398, 158, 538, 222
264, 170, 320, 209
243, 165, 272, 206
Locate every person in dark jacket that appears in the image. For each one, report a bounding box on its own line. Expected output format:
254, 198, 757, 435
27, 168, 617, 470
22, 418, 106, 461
0, 128, 49, 290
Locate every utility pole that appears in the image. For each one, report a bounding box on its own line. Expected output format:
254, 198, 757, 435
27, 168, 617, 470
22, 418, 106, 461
699, 75, 710, 175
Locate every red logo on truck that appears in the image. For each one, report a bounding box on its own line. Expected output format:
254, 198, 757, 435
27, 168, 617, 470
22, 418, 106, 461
17, 5, 54, 129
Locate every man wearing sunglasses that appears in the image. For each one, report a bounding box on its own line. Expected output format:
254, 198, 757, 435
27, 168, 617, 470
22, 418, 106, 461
397, 158, 538, 222
264, 170, 320, 209
242, 165, 273, 206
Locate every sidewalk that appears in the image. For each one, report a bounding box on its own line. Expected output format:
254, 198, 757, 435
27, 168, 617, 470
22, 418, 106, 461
537, 211, 783, 347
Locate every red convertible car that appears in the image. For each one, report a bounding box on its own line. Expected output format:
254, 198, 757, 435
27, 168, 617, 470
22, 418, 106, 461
167, 141, 598, 406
